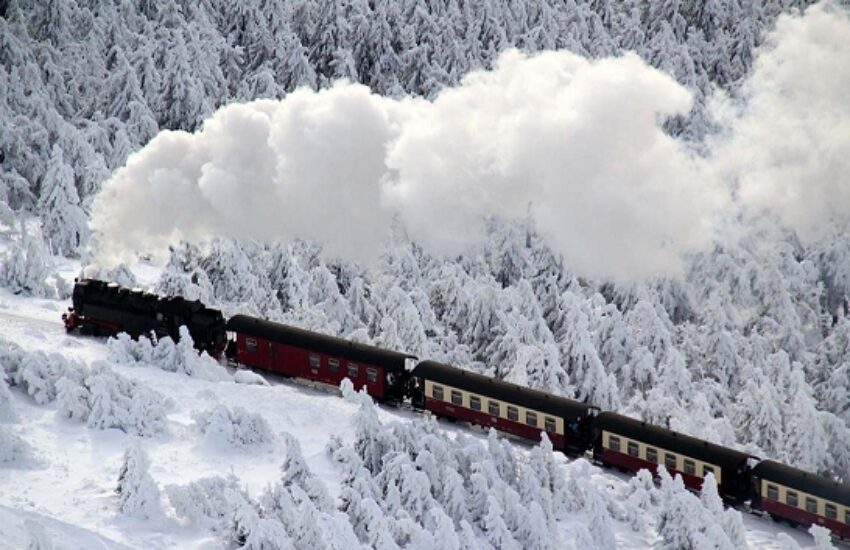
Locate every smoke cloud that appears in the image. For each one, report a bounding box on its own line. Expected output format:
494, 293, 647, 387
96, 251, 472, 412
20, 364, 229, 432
92, 50, 719, 281
90, 1, 849, 281
712, 2, 850, 240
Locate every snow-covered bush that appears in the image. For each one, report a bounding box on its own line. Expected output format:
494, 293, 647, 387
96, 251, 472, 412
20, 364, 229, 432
0, 340, 166, 436
194, 405, 274, 449
167, 475, 248, 531
56, 362, 167, 437
106, 333, 154, 364
0, 338, 84, 405
87, 364, 167, 437
55, 376, 91, 422
116, 443, 162, 520
108, 327, 229, 381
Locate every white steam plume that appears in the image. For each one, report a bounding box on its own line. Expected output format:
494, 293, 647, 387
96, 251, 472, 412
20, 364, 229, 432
383, 50, 722, 279
713, 2, 850, 240
92, 48, 721, 281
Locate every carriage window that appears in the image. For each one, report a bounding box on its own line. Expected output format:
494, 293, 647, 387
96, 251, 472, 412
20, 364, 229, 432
469, 396, 481, 411
328, 358, 340, 373
507, 406, 519, 422
767, 484, 779, 501
608, 435, 621, 452
786, 491, 798, 507
646, 447, 658, 464
683, 459, 696, 475
703, 465, 715, 478
665, 454, 677, 470
366, 368, 378, 383
348, 364, 359, 378
825, 503, 837, 520
544, 417, 557, 433
451, 390, 463, 406
432, 385, 444, 400
526, 412, 538, 427
488, 401, 500, 416
845, 509, 849, 524
806, 497, 818, 514
309, 354, 321, 369
627, 442, 639, 457
246, 338, 257, 352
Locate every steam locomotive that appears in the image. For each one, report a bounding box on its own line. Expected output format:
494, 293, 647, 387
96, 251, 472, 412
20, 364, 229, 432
65, 279, 850, 539
62, 279, 227, 355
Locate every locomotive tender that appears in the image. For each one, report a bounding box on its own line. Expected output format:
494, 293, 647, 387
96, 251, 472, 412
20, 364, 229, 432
66, 279, 850, 539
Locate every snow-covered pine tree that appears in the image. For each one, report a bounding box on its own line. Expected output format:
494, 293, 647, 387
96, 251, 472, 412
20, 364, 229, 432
116, 443, 162, 519
36, 145, 88, 257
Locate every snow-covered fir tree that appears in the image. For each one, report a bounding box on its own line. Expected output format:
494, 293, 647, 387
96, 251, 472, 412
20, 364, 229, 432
116, 443, 162, 520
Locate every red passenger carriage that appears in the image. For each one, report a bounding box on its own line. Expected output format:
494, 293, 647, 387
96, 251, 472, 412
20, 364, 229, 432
225, 314, 415, 402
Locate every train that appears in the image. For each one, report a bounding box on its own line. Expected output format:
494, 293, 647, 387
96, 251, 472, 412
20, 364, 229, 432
64, 279, 850, 539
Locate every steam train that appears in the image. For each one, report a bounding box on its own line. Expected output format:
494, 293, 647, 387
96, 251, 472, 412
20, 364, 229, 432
64, 279, 850, 539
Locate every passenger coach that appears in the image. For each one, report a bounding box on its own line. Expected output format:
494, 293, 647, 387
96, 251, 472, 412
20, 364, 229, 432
410, 360, 598, 454
593, 412, 754, 502
752, 460, 850, 539
225, 315, 415, 402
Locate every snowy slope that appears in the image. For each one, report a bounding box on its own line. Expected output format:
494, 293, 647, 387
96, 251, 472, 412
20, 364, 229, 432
0, 281, 831, 549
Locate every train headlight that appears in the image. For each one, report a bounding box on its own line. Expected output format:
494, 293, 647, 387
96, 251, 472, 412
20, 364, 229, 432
386, 373, 396, 385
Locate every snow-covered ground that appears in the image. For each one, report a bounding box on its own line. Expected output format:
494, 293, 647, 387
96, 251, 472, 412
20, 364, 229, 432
0, 276, 834, 550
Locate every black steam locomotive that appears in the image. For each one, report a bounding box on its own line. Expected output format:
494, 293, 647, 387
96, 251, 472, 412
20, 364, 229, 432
65, 279, 850, 539
62, 279, 227, 355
